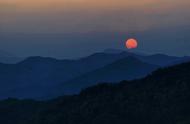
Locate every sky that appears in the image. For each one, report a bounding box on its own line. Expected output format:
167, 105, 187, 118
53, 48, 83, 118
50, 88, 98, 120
0, 0, 190, 58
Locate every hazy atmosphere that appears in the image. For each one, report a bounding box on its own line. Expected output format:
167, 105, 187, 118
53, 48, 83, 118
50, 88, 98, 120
0, 0, 190, 58
1, 1, 190, 123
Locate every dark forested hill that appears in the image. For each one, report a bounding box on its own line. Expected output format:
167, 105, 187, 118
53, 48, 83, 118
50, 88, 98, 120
0, 62, 190, 124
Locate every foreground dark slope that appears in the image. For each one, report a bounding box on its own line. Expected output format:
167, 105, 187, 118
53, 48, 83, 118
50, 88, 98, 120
1, 62, 190, 124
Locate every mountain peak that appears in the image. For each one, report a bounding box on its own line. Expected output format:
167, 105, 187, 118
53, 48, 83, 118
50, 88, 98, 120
103, 48, 126, 54
18, 56, 59, 65
108, 56, 147, 67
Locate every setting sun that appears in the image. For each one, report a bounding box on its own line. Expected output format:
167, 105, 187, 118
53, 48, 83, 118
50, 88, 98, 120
126, 38, 138, 49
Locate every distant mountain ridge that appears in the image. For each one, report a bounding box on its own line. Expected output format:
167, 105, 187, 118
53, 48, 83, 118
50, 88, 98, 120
0, 51, 189, 99
56, 56, 158, 95
0, 52, 134, 99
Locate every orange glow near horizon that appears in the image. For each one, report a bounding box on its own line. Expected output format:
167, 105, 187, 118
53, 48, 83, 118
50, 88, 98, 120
126, 38, 138, 49
1, 0, 190, 33
1, 0, 189, 11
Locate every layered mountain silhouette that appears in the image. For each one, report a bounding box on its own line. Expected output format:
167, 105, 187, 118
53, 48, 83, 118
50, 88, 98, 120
56, 57, 158, 95
0, 51, 189, 99
0, 61, 190, 124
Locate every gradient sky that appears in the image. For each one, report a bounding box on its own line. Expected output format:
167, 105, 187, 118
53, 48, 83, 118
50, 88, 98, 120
0, 0, 190, 58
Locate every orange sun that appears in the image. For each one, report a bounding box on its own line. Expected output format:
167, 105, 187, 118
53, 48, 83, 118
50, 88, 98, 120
126, 38, 138, 49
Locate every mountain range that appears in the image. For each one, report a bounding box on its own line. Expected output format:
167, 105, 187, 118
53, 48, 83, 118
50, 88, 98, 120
0, 60, 190, 124
0, 50, 189, 99
56, 57, 158, 95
